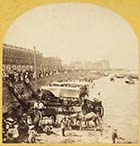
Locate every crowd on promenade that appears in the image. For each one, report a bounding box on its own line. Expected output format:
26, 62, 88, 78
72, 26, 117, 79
2, 69, 69, 83
3, 68, 104, 84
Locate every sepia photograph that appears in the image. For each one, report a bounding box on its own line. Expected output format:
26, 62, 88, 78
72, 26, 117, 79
2, 2, 139, 144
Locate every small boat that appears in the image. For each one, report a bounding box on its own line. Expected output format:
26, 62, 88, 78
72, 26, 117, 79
104, 72, 109, 76
115, 74, 125, 79
125, 79, 135, 84
128, 74, 139, 80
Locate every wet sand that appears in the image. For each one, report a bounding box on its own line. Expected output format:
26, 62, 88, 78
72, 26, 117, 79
91, 75, 138, 143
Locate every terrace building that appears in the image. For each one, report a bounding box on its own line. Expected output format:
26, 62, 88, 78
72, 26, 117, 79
2, 44, 62, 73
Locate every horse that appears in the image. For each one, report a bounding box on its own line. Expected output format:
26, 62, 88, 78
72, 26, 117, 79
83, 112, 101, 127
70, 112, 101, 129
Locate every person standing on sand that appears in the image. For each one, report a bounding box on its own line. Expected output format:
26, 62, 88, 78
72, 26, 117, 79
98, 92, 101, 97
61, 117, 67, 136
112, 129, 118, 143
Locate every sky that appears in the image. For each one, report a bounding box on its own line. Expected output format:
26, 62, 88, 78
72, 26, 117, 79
4, 2, 138, 70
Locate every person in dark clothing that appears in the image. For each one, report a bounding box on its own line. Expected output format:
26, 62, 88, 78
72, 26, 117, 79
112, 129, 118, 143
33, 108, 42, 133
17, 117, 29, 143
61, 117, 67, 136
81, 99, 90, 114
6, 133, 14, 143
2, 113, 9, 141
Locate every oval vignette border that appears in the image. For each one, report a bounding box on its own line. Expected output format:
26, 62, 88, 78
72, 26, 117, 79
0, 0, 139, 146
